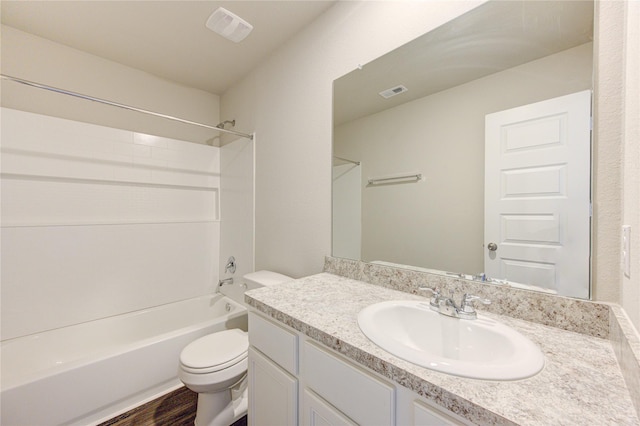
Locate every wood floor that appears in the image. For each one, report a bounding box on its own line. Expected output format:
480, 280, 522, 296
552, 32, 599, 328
98, 386, 247, 426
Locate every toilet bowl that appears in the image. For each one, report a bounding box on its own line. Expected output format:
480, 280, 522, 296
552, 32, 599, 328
178, 270, 292, 426
179, 329, 249, 426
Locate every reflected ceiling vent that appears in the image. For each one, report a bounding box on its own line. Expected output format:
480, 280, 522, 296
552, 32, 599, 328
206, 7, 253, 43
379, 85, 408, 99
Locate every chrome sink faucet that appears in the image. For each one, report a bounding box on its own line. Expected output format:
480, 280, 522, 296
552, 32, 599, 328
419, 287, 490, 320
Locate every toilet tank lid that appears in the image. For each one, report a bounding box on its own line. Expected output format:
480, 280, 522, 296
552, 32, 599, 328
243, 270, 293, 286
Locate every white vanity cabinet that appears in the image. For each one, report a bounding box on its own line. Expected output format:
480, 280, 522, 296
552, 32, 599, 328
248, 311, 471, 426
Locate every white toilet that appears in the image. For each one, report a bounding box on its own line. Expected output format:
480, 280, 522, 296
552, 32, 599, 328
178, 270, 292, 426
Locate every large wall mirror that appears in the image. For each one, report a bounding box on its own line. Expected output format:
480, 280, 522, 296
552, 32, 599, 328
332, 0, 594, 299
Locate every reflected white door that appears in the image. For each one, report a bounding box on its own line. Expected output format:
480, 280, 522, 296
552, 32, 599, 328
484, 90, 591, 298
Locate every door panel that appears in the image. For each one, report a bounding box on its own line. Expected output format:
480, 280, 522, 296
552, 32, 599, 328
485, 90, 591, 298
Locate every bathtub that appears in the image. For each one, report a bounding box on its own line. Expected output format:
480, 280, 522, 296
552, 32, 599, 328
1, 293, 247, 426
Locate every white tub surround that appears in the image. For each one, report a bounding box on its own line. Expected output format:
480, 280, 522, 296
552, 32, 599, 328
1, 294, 247, 426
245, 273, 639, 425
1, 108, 222, 341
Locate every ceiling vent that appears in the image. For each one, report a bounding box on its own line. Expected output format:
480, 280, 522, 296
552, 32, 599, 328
379, 85, 408, 99
206, 7, 253, 43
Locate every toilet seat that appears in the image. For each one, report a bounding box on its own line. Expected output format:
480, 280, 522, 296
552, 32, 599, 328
180, 329, 248, 374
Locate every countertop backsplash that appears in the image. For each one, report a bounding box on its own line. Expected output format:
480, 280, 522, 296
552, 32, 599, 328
323, 256, 609, 337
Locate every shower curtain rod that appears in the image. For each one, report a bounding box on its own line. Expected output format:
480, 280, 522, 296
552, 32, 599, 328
1, 74, 254, 141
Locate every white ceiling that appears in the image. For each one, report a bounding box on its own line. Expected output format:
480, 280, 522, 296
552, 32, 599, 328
1, 1, 335, 95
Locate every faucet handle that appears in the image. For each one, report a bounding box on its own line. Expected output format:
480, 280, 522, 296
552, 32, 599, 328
418, 287, 440, 308
225, 256, 236, 274
462, 293, 491, 306
457, 294, 491, 319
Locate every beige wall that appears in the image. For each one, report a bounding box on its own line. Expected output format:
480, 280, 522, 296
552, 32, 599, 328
593, 0, 624, 304
1, 26, 220, 144
334, 44, 592, 276
621, 0, 640, 328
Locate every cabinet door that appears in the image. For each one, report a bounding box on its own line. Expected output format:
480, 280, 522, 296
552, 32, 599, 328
302, 389, 357, 426
248, 347, 297, 426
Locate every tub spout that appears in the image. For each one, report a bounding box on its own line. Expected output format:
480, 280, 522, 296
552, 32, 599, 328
219, 277, 234, 287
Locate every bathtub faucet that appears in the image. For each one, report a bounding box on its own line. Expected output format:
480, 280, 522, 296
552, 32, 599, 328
218, 277, 234, 287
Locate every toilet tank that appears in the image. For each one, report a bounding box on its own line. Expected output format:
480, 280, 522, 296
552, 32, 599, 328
220, 270, 293, 306
243, 270, 293, 291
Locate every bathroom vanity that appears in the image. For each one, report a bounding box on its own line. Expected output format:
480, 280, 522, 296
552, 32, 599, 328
247, 307, 473, 425
245, 262, 640, 425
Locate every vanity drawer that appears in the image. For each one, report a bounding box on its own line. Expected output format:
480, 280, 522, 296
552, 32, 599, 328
413, 400, 467, 426
303, 341, 395, 425
248, 311, 298, 374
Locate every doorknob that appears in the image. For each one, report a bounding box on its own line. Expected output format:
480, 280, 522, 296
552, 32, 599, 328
487, 242, 498, 251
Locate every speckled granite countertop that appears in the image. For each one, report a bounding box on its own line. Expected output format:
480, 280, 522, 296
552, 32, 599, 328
245, 273, 639, 426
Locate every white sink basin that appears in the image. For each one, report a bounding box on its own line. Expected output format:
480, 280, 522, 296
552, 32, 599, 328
357, 300, 544, 380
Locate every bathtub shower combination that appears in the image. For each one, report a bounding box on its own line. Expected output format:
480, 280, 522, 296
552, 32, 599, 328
1, 78, 256, 425
1, 294, 247, 425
